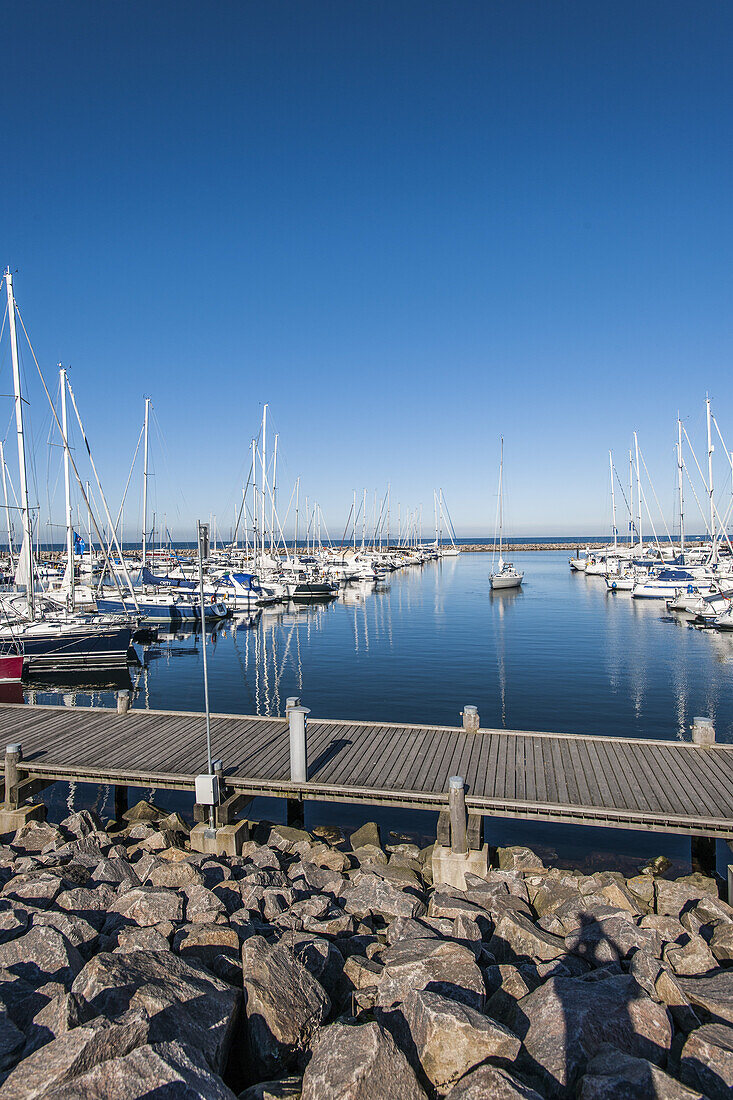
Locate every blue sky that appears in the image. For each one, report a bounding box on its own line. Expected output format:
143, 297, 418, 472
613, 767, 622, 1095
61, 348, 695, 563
1, 1, 732, 539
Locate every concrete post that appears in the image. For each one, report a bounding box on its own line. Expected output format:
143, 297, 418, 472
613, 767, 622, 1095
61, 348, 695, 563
692, 717, 715, 747
116, 690, 131, 716
449, 775, 467, 855
289, 706, 310, 783
4, 743, 21, 809
285, 696, 300, 715
461, 705, 479, 732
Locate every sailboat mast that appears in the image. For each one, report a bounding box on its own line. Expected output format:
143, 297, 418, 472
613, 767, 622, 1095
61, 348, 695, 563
141, 396, 150, 569
5, 271, 34, 615
60, 367, 74, 609
634, 431, 642, 550
498, 437, 504, 561
629, 449, 634, 546
609, 451, 617, 551
261, 405, 267, 564
707, 396, 716, 562
251, 438, 257, 563
271, 433, 278, 554
677, 417, 685, 555
0, 442, 13, 569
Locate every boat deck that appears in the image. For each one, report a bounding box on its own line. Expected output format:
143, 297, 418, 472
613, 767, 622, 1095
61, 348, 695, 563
1, 704, 732, 837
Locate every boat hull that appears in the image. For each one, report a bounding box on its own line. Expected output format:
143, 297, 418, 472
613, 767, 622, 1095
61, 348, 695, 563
490, 572, 523, 590
21, 625, 133, 673
0, 654, 23, 682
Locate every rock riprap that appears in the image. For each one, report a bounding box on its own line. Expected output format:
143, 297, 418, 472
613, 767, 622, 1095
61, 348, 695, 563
0, 810, 730, 1098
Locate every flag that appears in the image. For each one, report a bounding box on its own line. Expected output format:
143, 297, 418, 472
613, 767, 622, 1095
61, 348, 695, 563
73, 532, 87, 555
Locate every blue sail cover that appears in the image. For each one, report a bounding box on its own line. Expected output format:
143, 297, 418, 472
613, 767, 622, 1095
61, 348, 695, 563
141, 567, 196, 590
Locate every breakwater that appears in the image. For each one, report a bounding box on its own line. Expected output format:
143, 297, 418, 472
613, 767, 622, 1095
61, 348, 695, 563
0, 809, 730, 1098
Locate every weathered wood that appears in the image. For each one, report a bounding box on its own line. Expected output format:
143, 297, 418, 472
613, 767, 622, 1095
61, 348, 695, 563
2, 703, 732, 839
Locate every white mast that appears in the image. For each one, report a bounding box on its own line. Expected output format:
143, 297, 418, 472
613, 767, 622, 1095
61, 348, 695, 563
352, 490, 357, 550
260, 405, 267, 564
60, 367, 74, 609
634, 431, 642, 551
294, 476, 299, 558
677, 417, 685, 556
271, 432, 278, 553
362, 488, 366, 550
707, 396, 716, 563
629, 449, 634, 546
5, 271, 34, 614
498, 436, 504, 568
0, 442, 13, 569
141, 396, 150, 569
251, 438, 257, 563
609, 450, 617, 552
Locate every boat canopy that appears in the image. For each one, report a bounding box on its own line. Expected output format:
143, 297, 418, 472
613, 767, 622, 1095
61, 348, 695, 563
141, 567, 196, 590
655, 569, 695, 581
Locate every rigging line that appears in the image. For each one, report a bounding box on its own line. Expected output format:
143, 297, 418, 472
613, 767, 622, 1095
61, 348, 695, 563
231, 451, 256, 546
681, 421, 733, 559
638, 444, 673, 543
113, 420, 145, 536
14, 306, 133, 605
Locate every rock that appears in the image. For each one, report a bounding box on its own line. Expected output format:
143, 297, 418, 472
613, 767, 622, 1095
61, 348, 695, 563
597, 881, 644, 915
343, 873, 426, 921
365, 862, 422, 889
0, 926, 83, 989
679, 1022, 733, 1100
444, 1064, 546, 1099
173, 923, 240, 979
352, 844, 388, 865
711, 923, 733, 963
656, 879, 708, 919
516, 973, 673, 1097
578, 1044, 705, 1099
664, 935, 717, 976
349, 822, 381, 851
44, 1039, 238, 1099
0, 903, 28, 945
109, 886, 184, 926
22, 991, 87, 1054
677, 970, 733, 1026
404, 989, 520, 1092
376, 937, 485, 1011
496, 846, 545, 873
0, 1006, 24, 1072
1, 871, 65, 909
678, 872, 719, 896
183, 883, 228, 923
694, 893, 733, 925
31, 911, 99, 956
639, 913, 687, 947
641, 856, 671, 876
276, 932, 346, 1004
267, 825, 313, 853
427, 892, 488, 923
537, 896, 624, 936
11, 823, 65, 854
301, 1019, 426, 1100
239, 1078, 303, 1100
59, 810, 103, 839
529, 879, 580, 918
71, 950, 239, 1073
57, 885, 118, 926
122, 800, 164, 824
343, 954, 382, 992
89, 857, 140, 889
626, 874, 656, 909
1, 1018, 150, 1098
565, 914, 659, 966
490, 910, 567, 963
241, 935, 330, 1078
114, 926, 171, 953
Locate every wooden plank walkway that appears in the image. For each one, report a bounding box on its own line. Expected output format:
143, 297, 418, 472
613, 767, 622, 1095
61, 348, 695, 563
2, 703, 732, 838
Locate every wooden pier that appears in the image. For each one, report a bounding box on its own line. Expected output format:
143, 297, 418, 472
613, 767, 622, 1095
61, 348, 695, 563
0, 703, 731, 840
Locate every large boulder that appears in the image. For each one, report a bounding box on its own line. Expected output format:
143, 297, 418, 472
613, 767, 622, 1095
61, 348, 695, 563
241, 935, 330, 1079
564, 914, 659, 966
489, 910, 567, 963
375, 937, 485, 1011
679, 1022, 733, 1100
577, 1044, 705, 1099
301, 1020, 426, 1100
0, 1017, 149, 1099
109, 886, 184, 926
655, 879, 709, 919
40, 1039, 237, 1099
496, 846, 545, 873
0, 1006, 24, 1073
403, 989, 520, 1093
342, 874, 426, 922
0, 927, 83, 989
515, 973, 672, 1097
677, 970, 733, 1026
71, 950, 239, 1073
444, 1064, 546, 1099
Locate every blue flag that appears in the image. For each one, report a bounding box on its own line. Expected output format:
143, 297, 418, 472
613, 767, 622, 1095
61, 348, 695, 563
73, 531, 87, 555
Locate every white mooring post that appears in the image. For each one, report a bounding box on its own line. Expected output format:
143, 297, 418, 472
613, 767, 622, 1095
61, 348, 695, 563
289, 706, 310, 783
461, 705, 479, 732
4, 743, 21, 809
449, 775, 468, 854
692, 717, 715, 747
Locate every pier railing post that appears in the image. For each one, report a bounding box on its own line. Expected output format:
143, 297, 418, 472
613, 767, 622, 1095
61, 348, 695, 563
461, 705, 479, 732
692, 717, 715, 747
4, 743, 21, 810
116, 690, 131, 716
448, 775, 468, 854
289, 706, 310, 783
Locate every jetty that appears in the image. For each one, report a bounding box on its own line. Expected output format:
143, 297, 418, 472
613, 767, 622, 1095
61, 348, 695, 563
0, 703, 731, 849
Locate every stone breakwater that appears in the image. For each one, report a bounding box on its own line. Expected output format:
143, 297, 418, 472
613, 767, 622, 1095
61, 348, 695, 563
0, 809, 731, 1099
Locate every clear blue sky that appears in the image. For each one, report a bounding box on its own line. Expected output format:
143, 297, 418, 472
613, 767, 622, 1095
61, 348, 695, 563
1, 1, 731, 540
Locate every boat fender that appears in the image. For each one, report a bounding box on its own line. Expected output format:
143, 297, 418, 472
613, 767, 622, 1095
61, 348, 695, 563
611, 581, 617, 589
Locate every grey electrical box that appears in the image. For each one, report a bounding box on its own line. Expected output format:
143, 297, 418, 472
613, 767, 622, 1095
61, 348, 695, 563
195, 773, 219, 805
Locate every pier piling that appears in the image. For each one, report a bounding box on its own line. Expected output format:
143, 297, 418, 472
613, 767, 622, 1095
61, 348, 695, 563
448, 775, 468, 854
4, 743, 21, 810
692, 716, 715, 747
461, 705, 480, 733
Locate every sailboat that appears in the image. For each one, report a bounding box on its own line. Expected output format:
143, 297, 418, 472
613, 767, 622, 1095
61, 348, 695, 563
489, 438, 524, 591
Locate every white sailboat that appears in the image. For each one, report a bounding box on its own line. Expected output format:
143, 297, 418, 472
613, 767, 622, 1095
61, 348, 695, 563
489, 437, 523, 591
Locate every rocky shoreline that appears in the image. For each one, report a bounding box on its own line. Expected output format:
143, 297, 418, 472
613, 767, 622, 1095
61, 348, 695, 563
0, 807, 731, 1099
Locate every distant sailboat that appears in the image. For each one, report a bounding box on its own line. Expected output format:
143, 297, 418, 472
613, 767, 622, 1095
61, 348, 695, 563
489, 437, 524, 591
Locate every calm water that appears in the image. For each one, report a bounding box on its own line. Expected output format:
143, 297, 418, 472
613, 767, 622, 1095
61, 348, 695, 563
27, 552, 733, 874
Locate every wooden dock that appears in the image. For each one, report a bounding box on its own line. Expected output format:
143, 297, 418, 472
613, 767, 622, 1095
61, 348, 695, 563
0, 703, 732, 839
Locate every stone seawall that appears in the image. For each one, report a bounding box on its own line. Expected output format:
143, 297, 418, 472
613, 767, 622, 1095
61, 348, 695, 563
0, 808, 731, 1098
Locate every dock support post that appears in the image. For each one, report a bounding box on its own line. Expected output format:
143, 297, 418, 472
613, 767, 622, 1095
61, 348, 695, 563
0, 742, 45, 837
287, 703, 309, 828
116, 690, 131, 716
449, 776, 468, 854
692, 716, 715, 747
691, 835, 717, 879
114, 784, 128, 823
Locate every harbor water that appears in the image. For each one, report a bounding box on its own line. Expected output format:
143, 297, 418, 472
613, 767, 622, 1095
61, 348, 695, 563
25, 551, 733, 875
